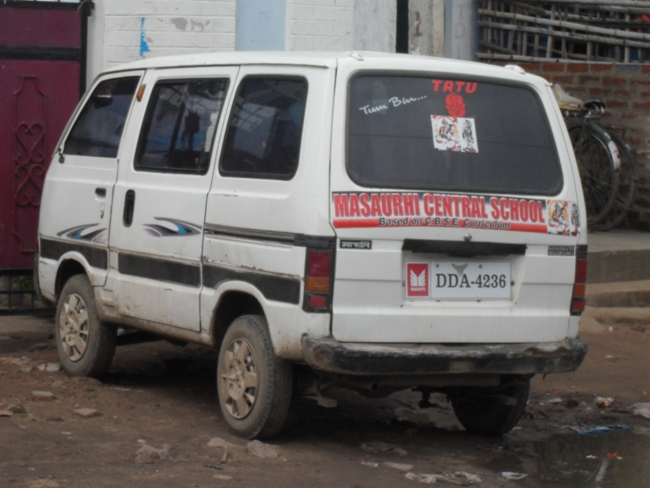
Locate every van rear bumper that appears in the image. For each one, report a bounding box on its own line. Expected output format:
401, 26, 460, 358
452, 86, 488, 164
302, 337, 587, 376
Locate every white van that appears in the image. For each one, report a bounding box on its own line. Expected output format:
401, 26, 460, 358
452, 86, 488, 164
37, 52, 587, 439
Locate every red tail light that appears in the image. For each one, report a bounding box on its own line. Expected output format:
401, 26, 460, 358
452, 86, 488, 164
304, 249, 334, 313
571, 245, 588, 315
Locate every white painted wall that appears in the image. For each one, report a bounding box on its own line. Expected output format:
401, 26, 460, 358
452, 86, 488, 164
86, 0, 236, 84
86, 0, 398, 87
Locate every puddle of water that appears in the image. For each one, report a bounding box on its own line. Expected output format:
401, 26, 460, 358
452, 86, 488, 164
486, 429, 650, 487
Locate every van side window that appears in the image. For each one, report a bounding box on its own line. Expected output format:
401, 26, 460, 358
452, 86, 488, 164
64, 77, 140, 158
135, 79, 229, 174
220, 77, 307, 180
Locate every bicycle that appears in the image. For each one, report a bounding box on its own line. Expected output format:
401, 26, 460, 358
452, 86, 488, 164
553, 85, 636, 229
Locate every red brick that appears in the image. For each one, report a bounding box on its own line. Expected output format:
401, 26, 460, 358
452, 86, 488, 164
588, 87, 608, 96
628, 138, 641, 144
606, 100, 628, 108
602, 76, 627, 86
636, 80, 650, 85
642, 65, 650, 74
518, 63, 541, 72
591, 63, 614, 72
621, 113, 640, 120
551, 75, 574, 84
633, 101, 650, 110
615, 90, 631, 97
542, 63, 565, 72
567, 63, 589, 73
641, 92, 650, 98
578, 76, 600, 84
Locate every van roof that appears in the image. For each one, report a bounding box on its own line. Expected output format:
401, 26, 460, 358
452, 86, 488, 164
102, 51, 541, 83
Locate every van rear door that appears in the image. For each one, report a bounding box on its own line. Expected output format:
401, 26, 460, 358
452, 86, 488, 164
329, 58, 584, 345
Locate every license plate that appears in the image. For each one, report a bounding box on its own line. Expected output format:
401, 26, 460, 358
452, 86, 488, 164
405, 261, 511, 300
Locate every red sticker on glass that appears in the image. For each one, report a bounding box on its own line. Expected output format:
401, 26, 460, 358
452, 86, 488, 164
445, 93, 466, 117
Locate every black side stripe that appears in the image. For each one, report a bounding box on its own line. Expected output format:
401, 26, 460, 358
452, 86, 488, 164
118, 253, 201, 288
204, 224, 335, 250
40, 238, 108, 270
203, 264, 301, 305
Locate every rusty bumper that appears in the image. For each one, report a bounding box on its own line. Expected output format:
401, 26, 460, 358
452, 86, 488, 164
302, 337, 587, 376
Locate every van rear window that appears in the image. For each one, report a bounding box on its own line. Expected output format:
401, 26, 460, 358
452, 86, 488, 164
347, 75, 563, 196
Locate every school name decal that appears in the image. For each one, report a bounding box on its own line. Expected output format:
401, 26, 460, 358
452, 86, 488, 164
332, 192, 579, 236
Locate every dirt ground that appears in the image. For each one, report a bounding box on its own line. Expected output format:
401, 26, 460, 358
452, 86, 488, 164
1, 310, 649, 488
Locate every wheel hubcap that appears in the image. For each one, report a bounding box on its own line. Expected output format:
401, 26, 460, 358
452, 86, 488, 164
220, 338, 258, 419
59, 293, 89, 362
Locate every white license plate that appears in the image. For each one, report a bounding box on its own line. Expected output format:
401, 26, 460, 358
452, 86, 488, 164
405, 261, 511, 300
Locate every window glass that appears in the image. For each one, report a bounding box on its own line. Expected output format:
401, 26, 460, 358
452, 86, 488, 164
64, 77, 139, 158
135, 79, 228, 174
347, 75, 563, 195
220, 77, 307, 179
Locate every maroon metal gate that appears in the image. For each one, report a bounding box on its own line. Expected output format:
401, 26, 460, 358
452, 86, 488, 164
0, 0, 91, 313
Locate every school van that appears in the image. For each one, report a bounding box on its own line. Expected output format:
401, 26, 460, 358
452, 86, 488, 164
37, 52, 588, 439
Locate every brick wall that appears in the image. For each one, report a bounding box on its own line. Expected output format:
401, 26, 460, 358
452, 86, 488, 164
515, 62, 650, 228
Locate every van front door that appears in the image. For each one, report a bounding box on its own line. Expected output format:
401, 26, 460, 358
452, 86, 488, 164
110, 67, 237, 331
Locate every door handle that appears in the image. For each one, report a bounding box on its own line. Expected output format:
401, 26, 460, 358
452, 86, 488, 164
123, 190, 136, 227
95, 187, 106, 197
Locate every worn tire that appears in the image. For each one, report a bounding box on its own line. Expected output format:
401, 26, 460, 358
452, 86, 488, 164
217, 315, 292, 439
55, 274, 117, 378
451, 378, 530, 436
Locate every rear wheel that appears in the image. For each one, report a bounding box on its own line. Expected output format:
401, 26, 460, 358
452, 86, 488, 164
451, 377, 530, 435
217, 315, 292, 439
55, 274, 117, 378
592, 133, 637, 231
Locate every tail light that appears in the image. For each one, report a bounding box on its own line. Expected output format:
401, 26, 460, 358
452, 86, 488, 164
571, 245, 588, 315
303, 249, 334, 313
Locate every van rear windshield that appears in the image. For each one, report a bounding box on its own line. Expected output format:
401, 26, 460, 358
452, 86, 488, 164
347, 75, 563, 196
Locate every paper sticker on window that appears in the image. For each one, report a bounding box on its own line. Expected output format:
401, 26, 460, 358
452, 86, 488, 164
431, 116, 478, 153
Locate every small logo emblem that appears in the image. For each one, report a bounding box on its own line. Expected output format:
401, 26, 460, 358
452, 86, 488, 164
406, 263, 429, 298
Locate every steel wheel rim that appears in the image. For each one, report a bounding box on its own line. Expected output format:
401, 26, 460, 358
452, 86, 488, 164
220, 338, 259, 420
59, 293, 89, 362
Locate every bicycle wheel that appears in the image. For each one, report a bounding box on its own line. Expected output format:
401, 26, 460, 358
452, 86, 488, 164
592, 132, 637, 231
568, 122, 619, 226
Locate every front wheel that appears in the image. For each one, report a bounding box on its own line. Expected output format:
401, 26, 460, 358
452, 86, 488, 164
55, 274, 117, 378
217, 315, 292, 439
450, 377, 530, 435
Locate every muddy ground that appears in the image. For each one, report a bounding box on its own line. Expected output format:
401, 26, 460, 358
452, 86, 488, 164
1, 310, 649, 488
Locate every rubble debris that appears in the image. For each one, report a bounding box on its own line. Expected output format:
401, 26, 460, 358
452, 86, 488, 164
594, 397, 614, 408
570, 424, 629, 435
134, 444, 173, 463
73, 408, 101, 418
361, 441, 407, 456
630, 402, 650, 420
361, 461, 379, 468
501, 472, 527, 480
204, 463, 224, 470
405, 471, 481, 485
214, 474, 232, 480
26, 480, 60, 488
0, 410, 13, 417
31, 391, 55, 401
566, 399, 580, 408
246, 440, 279, 459
38, 363, 61, 372
384, 462, 414, 472
207, 437, 236, 449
